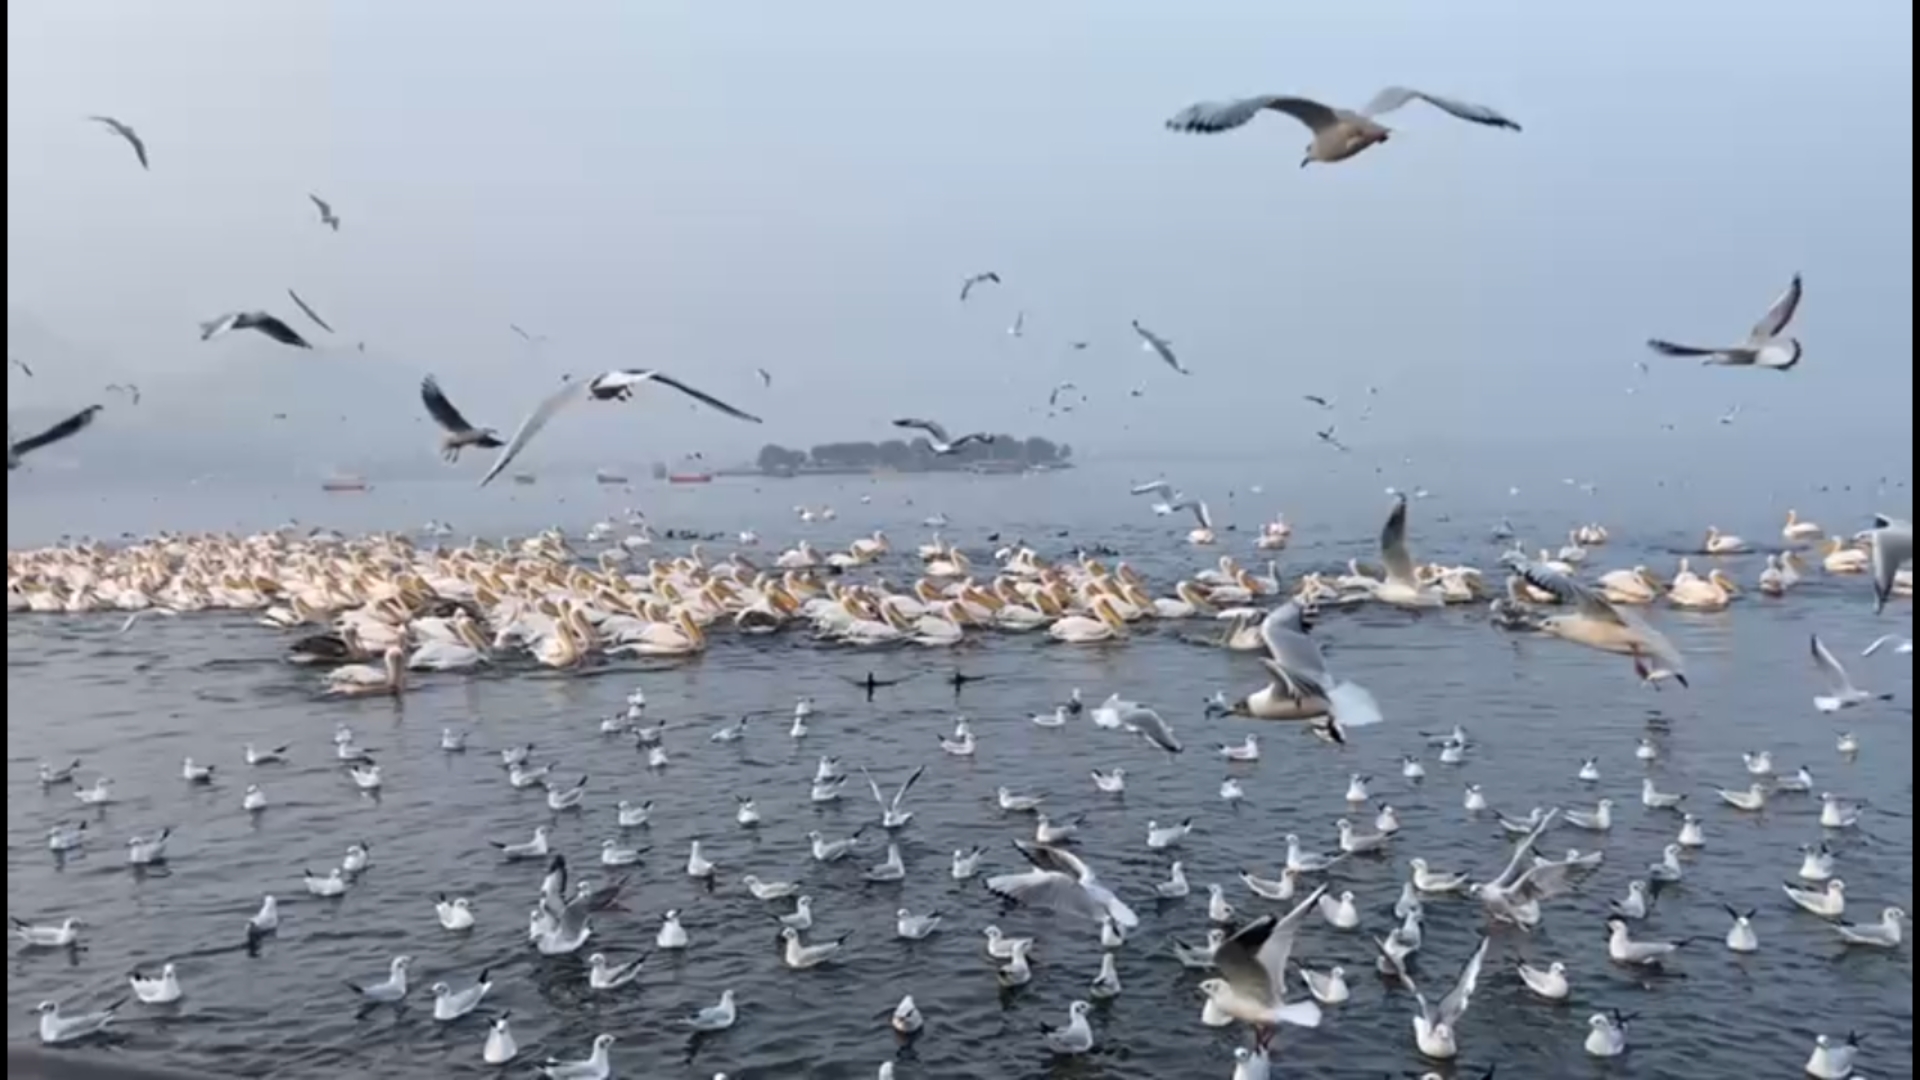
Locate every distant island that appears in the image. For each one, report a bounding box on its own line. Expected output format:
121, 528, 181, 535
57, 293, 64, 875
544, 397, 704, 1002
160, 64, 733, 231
746, 435, 1072, 477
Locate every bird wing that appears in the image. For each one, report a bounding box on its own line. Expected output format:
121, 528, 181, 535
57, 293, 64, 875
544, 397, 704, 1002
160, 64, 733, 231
1130, 480, 1174, 497
241, 313, 314, 348
1647, 338, 1743, 360
1810, 634, 1857, 695
12, 405, 103, 457
421, 376, 482, 435
1750, 274, 1803, 342
1014, 840, 1098, 883
1118, 706, 1182, 752
893, 418, 952, 444
1258, 606, 1333, 697
1436, 936, 1491, 1027
480, 379, 592, 488
310, 193, 333, 216
1380, 496, 1418, 585
758, 368, 773, 387
985, 867, 1104, 922
1213, 885, 1327, 1006
1171, 498, 1212, 530
286, 289, 336, 333
1870, 520, 1912, 613
1362, 87, 1521, 130
199, 312, 241, 341
90, 116, 149, 168
593, 370, 764, 423
1131, 322, 1189, 374
1517, 563, 1628, 625
891, 765, 926, 812
861, 766, 888, 811
1492, 809, 1559, 888
1165, 95, 1341, 135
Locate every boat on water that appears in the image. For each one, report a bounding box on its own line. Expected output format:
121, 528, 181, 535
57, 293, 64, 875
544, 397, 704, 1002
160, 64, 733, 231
321, 473, 369, 493
669, 471, 714, 484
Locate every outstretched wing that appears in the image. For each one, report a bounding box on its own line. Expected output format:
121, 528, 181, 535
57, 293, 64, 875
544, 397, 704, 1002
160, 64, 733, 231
1809, 634, 1857, 695
1380, 495, 1418, 584
1750, 274, 1803, 342
592, 370, 764, 423
89, 115, 149, 168
891, 765, 926, 812
1165, 95, 1340, 136
286, 289, 335, 333
893, 418, 951, 444
1131, 321, 1189, 374
1362, 87, 1521, 130
1437, 936, 1491, 1026
480, 380, 591, 488
12, 405, 103, 457
421, 376, 481, 435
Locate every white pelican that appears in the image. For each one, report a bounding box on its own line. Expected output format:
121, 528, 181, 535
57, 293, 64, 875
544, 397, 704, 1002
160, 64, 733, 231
1703, 527, 1751, 555
325, 646, 408, 697
1557, 531, 1590, 566
1152, 582, 1213, 619
1823, 537, 1869, 574
1648, 273, 1804, 370
1597, 567, 1661, 605
408, 618, 491, 671
1049, 598, 1126, 644
1782, 510, 1824, 544
1515, 564, 1689, 686
1372, 496, 1443, 608
1758, 555, 1794, 597
1669, 567, 1739, 610
479, 370, 762, 487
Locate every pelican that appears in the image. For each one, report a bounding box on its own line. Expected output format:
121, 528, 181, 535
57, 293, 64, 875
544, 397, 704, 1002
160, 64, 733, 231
1049, 598, 1126, 644
1648, 273, 1804, 369
1669, 568, 1739, 610
479, 370, 762, 487
1597, 567, 1662, 605
1824, 537, 1870, 574
8, 405, 104, 470
1783, 510, 1824, 544
1758, 554, 1793, 596
1515, 563, 1688, 686
324, 646, 407, 697
1703, 527, 1751, 555
421, 377, 506, 462
1372, 496, 1443, 608
1164, 87, 1521, 168
891, 418, 994, 455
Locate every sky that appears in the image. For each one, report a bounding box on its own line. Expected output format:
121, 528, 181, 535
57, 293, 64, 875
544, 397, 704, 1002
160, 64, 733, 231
6, 0, 1914, 482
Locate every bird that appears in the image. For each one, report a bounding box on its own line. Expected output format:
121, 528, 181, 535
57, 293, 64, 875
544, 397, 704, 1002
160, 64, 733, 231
1316, 426, 1350, 452
431, 970, 493, 1022
1585, 1010, 1632, 1058
35, 999, 126, 1045
781, 927, 850, 969
1866, 514, 1912, 613
479, 370, 762, 487
1230, 602, 1382, 727
308, 193, 340, 230
1512, 561, 1688, 686
199, 311, 312, 349
103, 382, 141, 406
985, 840, 1139, 929
87, 115, 149, 169
484, 1014, 519, 1065
1724, 906, 1760, 953
1383, 935, 1492, 1060
1196, 886, 1329, 1047
1164, 86, 1520, 167
537, 1033, 616, 1080
1041, 1000, 1095, 1055
128, 963, 183, 1005
1008, 310, 1026, 338
1783, 879, 1846, 918
436, 894, 477, 931
345, 955, 413, 1004
891, 418, 994, 455
958, 271, 1001, 301
1834, 906, 1907, 948
418, 377, 507, 463
9, 356, 32, 377
286, 289, 335, 333
1130, 320, 1190, 374
686, 990, 738, 1032
1805, 1032, 1862, 1080
1606, 918, 1691, 966
8, 405, 104, 471
1811, 634, 1891, 712
1648, 274, 1804, 369
1516, 960, 1570, 1001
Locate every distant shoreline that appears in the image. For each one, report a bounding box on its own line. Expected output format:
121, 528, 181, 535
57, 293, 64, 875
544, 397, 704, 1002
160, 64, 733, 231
717, 462, 1076, 479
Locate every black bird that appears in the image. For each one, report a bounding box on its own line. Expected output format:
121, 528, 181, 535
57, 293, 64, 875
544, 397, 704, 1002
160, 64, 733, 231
844, 672, 915, 702
949, 672, 987, 696
1316, 426, 1350, 452
8, 405, 103, 470
1303, 394, 1333, 409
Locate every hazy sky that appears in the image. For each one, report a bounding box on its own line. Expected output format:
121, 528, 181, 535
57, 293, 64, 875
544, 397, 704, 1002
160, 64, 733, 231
7, 0, 1914, 478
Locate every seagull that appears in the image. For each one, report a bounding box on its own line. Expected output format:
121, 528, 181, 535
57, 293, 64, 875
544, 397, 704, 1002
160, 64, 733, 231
1799, 843, 1838, 882
538, 1033, 615, 1080
1821, 793, 1865, 829
1130, 320, 1190, 374
492, 825, 552, 861
1379, 934, 1491, 1060
479, 370, 762, 487
346, 955, 413, 1004
103, 382, 141, 406
781, 927, 850, 970
1041, 1001, 1095, 1055
1090, 953, 1123, 1000
950, 847, 985, 880
1316, 426, 1350, 452
958, 271, 1001, 302
199, 311, 312, 349
436, 894, 477, 931
1866, 514, 1912, 613
1172, 929, 1225, 968
862, 764, 926, 828
1863, 634, 1912, 656
1641, 778, 1686, 810
12, 917, 82, 948
1806, 1032, 1862, 1080
778, 897, 814, 932
128, 963, 183, 1005
1512, 561, 1689, 686
1164, 86, 1520, 167
1648, 274, 1804, 369
1231, 603, 1381, 727
1409, 858, 1470, 894
895, 908, 942, 941
1090, 768, 1127, 794
1811, 634, 1890, 712
891, 418, 994, 455
1585, 1010, 1632, 1058
420, 376, 506, 462
1196, 886, 1328, 1047
1783, 879, 1846, 918
1008, 310, 1026, 338
985, 840, 1140, 929
1835, 906, 1908, 948
286, 289, 335, 333
1606, 918, 1692, 966
1724, 906, 1760, 953
1117, 703, 1185, 753
87, 115, 149, 169
757, 367, 773, 388
8, 405, 104, 470
1317, 890, 1361, 930
809, 828, 867, 863
308, 193, 340, 231
35, 999, 125, 1045
1157, 861, 1192, 899
864, 843, 906, 882
588, 952, 647, 991
687, 990, 738, 1032
1148, 819, 1194, 850
431, 969, 493, 1022
483, 1014, 518, 1064
1516, 960, 1570, 1001
657, 909, 690, 949
9, 356, 31, 377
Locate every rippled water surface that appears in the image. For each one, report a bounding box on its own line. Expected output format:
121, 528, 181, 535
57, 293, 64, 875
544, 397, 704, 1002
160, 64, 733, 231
7, 469, 1914, 1078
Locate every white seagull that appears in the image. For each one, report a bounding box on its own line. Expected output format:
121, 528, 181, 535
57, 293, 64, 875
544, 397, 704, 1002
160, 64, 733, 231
1164, 86, 1521, 168
479, 371, 762, 487
891, 418, 994, 456
1648, 273, 1805, 370
1811, 634, 1889, 712
1130, 320, 1190, 375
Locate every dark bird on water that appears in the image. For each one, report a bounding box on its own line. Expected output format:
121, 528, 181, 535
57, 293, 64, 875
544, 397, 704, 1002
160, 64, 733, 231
949, 672, 988, 695
286, 289, 336, 333
844, 672, 915, 702
87, 115, 148, 169
9, 405, 104, 470
199, 311, 313, 349
420, 376, 506, 463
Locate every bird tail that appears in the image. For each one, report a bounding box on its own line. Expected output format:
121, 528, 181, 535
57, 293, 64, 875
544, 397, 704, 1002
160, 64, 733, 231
1327, 681, 1384, 728
1268, 998, 1324, 1029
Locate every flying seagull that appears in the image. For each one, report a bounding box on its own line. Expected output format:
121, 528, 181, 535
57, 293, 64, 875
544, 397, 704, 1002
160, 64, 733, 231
1867, 515, 1912, 614
9, 405, 103, 470
1131, 320, 1190, 375
87, 115, 148, 169
199, 312, 313, 349
104, 383, 141, 406
1068, 341, 1090, 351
479, 370, 761, 488
420, 377, 506, 463
508, 324, 549, 344
892, 418, 994, 456
308, 194, 340, 231
9, 357, 31, 378
1648, 274, 1804, 370
286, 289, 336, 334
1008, 311, 1026, 338
1048, 382, 1079, 409
1165, 87, 1520, 167
1718, 404, 1742, 426
1316, 426, 1350, 452
757, 368, 773, 388
959, 272, 1001, 302
1303, 394, 1333, 409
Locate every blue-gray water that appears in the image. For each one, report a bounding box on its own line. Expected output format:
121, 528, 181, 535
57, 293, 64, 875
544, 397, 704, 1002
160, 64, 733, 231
6, 466, 1914, 1078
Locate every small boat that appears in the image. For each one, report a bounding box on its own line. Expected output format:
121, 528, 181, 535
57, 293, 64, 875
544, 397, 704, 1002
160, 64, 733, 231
321, 473, 369, 493
669, 472, 714, 484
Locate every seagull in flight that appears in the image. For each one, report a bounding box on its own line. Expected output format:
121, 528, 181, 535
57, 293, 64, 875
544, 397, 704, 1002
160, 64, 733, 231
420, 377, 506, 463
199, 311, 313, 349
1649, 274, 1804, 369
9, 405, 104, 471
892, 418, 994, 455
508, 324, 549, 345
308, 194, 340, 231
87, 115, 148, 169
286, 289, 335, 334
1131, 320, 1190, 375
959, 271, 1001, 302
10, 357, 34, 378
480, 371, 762, 487
1164, 87, 1520, 167
104, 383, 141, 406
1008, 311, 1026, 338
1718, 404, 1742, 426
1317, 426, 1350, 452
1049, 382, 1079, 409
1303, 395, 1333, 409
757, 368, 773, 388
1068, 341, 1090, 351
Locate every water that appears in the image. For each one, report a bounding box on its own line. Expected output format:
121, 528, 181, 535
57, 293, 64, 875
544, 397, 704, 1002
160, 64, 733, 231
6, 467, 1913, 1078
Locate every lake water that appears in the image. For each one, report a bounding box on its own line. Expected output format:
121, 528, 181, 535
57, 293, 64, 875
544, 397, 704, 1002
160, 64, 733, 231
6, 463, 1913, 1078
